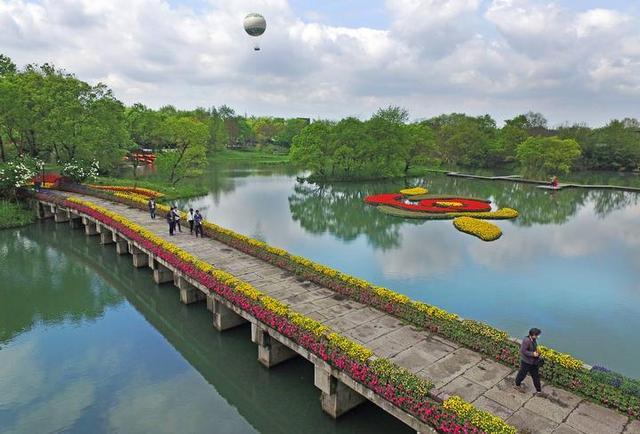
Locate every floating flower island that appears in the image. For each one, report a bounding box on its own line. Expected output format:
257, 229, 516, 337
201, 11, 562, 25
364, 188, 519, 241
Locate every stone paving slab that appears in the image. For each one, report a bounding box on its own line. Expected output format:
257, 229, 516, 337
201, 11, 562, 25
524, 385, 583, 424
389, 337, 455, 373
553, 424, 584, 434
472, 395, 514, 420
463, 359, 513, 389
624, 420, 640, 434
417, 348, 482, 388
345, 320, 398, 343
483, 377, 533, 411
344, 307, 385, 325
507, 408, 559, 434
323, 316, 360, 333
436, 375, 487, 402
565, 401, 627, 434
65, 194, 634, 434
368, 326, 426, 359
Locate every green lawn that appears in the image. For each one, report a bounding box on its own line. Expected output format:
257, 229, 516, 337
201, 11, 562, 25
209, 149, 291, 165
91, 176, 208, 202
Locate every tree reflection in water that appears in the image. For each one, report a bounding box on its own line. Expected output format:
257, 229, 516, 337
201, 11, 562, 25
288, 174, 640, 248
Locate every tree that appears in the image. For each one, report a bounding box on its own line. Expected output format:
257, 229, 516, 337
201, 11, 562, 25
290, 121, 334, 177
0, 54, 17, 161
0, 54, 16, 75
126, 103, 165, 149
402, 123, 435, 173
428, 113, 497, 167
372, 106, 409, 124
516, 136, 582, 174
157, 116, 209, 185
274, 118, 309, 147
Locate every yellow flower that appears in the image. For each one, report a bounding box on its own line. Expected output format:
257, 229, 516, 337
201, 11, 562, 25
443, 396, 517, 434
399, 187, 428, 195
453, 216, 502, 241
435, 201, 463, 207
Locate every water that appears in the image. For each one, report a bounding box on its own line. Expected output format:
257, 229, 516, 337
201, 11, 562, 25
0, 222, 411, 434
178, 166, 640, 378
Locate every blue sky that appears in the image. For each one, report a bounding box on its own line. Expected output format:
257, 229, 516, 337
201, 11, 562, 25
2, 0, 639, 125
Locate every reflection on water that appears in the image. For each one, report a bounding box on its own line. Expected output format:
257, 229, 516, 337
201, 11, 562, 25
0, 222, 411, 434
179, 168, 640, 378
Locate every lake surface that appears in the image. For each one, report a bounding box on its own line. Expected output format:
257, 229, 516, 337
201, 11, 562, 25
0, 222, 411, 434
178, 166, 640, 378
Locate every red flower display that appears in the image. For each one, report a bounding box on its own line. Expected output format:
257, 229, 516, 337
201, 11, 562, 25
364, 193, 492, 213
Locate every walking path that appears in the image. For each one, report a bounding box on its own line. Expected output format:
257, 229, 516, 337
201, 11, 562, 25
444, 171, 640, 193
59, 192, 640, 433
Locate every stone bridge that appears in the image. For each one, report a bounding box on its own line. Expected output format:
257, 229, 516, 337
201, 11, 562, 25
33, 192, 639, 434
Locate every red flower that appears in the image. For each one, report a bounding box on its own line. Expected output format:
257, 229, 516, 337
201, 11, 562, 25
364, 193, 491, 213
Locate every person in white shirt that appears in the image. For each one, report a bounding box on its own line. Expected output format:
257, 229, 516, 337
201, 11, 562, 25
187, 208, 195, 235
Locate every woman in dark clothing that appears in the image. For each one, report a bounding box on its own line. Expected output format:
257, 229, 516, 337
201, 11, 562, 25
166, 209, 175, 235
514, 328, 543, 394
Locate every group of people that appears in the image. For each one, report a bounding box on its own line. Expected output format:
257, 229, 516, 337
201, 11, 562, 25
147, 198, 203, 237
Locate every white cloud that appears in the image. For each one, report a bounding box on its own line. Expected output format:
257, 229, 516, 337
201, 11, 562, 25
0, 0, 638, 124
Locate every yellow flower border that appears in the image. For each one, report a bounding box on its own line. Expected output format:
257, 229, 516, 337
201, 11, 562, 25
443, 396, 517, 434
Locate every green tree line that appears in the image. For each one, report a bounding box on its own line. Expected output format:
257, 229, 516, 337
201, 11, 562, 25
290, 107, 640, 180
2, 54, 639, 185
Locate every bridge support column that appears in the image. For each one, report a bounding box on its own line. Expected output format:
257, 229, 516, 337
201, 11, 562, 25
178, 276, 206, 304
114, 235, 128, 255
129, 244, 148, 268
206, 296, 214, 312
69, 215, 83, 229
149, 257, 174, 284
37, 203, 53, 219
84, 221, 98, 236
314, 365, 365, 418
54, 208, 69, 223
251, 323, 298, 368
212, 298, 247, 331
100, 228, 114, 245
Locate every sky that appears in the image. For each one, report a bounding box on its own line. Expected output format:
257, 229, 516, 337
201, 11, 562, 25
0, 0, 639, 126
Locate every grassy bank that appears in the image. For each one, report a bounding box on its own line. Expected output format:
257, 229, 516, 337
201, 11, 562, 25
209, 149, 291, 165
92, 177, 208, 202
0, 200, 35, 229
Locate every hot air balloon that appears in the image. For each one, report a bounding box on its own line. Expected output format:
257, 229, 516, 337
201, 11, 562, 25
243, 13, 266, 51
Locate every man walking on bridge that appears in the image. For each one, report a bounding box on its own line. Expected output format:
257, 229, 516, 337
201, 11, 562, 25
148, 198, 156, 219
194, 210, 203, 238
514, 327, 543, 395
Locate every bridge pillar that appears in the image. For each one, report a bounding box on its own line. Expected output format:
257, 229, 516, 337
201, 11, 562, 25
100, 228, 114, 245
84, 221, 98, 236
206, 296, 214, 312
211, 298, 247, 331
54, 208, 69, 223
149, 257, 173, 283
314, 365, 365, 418
114, 235, 128, 255
37, 203, 53, 219
251, 323, 298, 368
177, 276, 206, 304
69, 213, 83, 229
129, 244, 148, 268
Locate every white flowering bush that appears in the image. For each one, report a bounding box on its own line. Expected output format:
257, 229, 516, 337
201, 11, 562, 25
60, 159, 100, 183
0, 160, 37, 195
